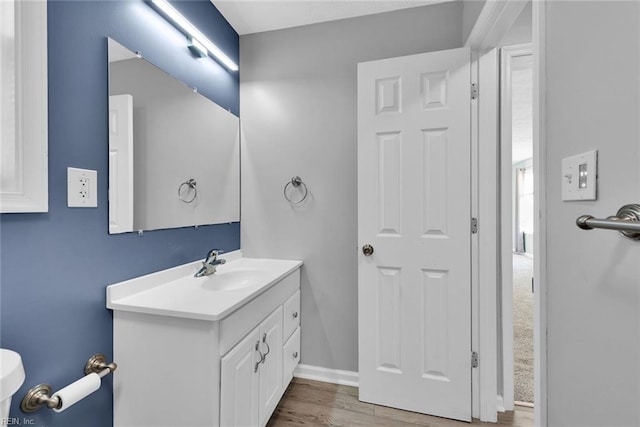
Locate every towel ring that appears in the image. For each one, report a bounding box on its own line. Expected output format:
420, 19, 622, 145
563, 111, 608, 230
178, 178, 198, 203
283, 176, 308, 204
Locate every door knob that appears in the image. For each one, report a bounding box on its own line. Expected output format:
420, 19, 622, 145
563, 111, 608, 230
362, 244, 374, 256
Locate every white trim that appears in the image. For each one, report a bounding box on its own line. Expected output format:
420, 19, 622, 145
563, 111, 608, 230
470, 49, 480, 420
499, 43, 533, 413
471, 1, 548, 424
0, 0, 48, 213
465, 0, 528, 50
532, 1, 547, 425
497, 395, 506, 413
477, 47, 499, 423
515, 401, 534, 409
293, 364, 359, 388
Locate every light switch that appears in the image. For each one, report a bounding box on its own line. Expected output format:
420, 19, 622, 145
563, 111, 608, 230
68, 167, 98, 207
562, 150, 597, 201
578, 163, 588, 189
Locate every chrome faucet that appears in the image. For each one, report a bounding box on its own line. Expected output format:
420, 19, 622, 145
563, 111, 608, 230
194, 249, 226, 277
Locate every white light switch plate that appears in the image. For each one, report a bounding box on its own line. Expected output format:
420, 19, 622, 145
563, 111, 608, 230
68, 167, 97, 207
562, 150, 597, 201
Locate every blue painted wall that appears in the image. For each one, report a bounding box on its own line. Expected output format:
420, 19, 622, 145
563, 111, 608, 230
0, 1, 239, 425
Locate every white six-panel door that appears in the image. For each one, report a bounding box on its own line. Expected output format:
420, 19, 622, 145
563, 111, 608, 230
357, 47, 472, 422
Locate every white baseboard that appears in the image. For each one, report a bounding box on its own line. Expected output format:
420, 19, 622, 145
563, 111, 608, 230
515, 400, 534, 408
293, 364, 359, 388
498, 394, 533, 412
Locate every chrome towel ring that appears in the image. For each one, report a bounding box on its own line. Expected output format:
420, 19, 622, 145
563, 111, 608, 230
283, 176, 308, 204
178, 178, 198, 203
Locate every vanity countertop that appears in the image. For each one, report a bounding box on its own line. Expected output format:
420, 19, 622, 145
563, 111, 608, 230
106, 250, 302, 321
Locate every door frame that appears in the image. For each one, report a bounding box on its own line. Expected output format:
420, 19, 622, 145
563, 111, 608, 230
499, 42, 533, 412
466, 1, 546, 425
0, 0, 48, 213
531, 3, 547, 424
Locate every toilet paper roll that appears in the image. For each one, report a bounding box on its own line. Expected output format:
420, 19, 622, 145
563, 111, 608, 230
52, 373, 101, 413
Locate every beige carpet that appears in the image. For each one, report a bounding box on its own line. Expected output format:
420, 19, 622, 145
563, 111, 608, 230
513, 253, 534, 403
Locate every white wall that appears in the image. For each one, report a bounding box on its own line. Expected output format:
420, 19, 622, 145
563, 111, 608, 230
240, 2, 463, 371
545, 2, 640, 425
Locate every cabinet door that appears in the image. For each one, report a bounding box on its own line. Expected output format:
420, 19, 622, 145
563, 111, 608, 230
259, 306, 283, 425
221, 328, 261, 427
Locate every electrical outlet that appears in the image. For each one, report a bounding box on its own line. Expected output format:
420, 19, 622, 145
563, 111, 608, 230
79, 178, 89, 200
68, 167, 97, 207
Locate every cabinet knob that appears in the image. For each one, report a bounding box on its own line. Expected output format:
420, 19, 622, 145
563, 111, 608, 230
293, 352, 298, 359
292, 311, 299, 319
362, 244, 374, 256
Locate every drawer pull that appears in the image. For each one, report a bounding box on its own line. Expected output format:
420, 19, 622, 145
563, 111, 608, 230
292, 312, 299, 319
293, 351, 298, 359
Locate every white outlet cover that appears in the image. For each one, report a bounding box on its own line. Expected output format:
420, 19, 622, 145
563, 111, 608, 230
561, 150, 597, 201
68, 167, 97, 207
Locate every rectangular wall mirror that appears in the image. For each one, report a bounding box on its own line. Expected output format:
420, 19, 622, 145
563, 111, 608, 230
107, 38, 239, 234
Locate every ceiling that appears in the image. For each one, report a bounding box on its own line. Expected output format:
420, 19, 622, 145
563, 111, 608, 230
210, 0, 455, 35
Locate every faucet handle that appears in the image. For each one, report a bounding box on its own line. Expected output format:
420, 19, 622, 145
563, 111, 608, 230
206, 249, 224, 258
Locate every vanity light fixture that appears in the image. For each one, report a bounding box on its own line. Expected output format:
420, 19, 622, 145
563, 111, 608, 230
150, 0, 238, 71
188, 37, 208, 58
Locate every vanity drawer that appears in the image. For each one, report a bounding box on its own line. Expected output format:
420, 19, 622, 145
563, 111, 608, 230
282, 290, 300, 341
282, 327, 300, 386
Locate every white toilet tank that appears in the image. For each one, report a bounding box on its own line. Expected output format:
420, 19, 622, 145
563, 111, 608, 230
0, 349, 26, 419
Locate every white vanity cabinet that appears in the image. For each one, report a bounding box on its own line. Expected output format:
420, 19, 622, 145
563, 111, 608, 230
108, 254, 301, 427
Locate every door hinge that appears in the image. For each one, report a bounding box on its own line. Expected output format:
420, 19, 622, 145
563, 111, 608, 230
471, 83, 478, 100
471, 217, 478, 234
471, 351, 479, 368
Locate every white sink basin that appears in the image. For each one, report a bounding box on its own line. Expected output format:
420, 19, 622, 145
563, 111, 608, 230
200, 269, 265, 291
107, 250, 302, 321
0, 349, 25, 419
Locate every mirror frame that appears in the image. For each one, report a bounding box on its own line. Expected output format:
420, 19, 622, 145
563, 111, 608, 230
0, 0, 48, 213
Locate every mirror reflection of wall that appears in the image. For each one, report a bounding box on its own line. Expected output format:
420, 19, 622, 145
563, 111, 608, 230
107, 38, 239, 234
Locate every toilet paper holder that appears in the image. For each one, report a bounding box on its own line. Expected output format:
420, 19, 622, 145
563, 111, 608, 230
21, 353, 117, 413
